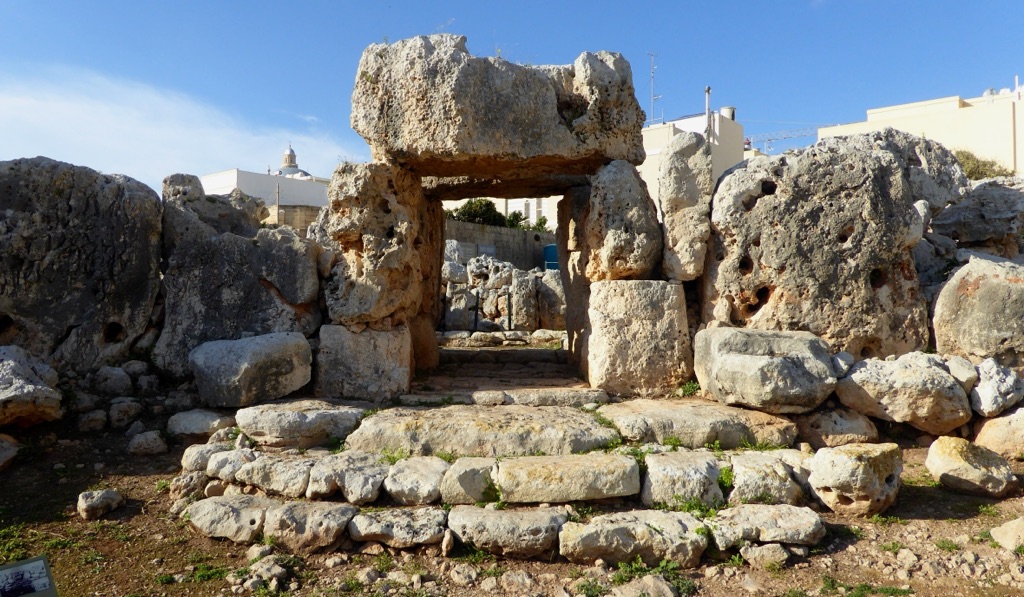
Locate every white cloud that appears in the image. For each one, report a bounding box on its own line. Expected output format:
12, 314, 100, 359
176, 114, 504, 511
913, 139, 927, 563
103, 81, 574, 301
0, 67, 369, 193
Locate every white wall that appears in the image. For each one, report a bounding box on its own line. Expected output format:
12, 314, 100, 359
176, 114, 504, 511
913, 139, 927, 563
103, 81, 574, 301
200, 169, 328, 207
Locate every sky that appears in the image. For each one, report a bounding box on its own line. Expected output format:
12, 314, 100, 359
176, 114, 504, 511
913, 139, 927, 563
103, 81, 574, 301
1, 1, 1023, 193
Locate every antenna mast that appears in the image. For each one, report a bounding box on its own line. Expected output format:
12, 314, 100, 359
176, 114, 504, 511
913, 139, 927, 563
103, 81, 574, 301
648, 53, 662, 125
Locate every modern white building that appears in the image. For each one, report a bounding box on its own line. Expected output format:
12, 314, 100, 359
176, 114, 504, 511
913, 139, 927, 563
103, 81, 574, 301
201, 146, 329, 234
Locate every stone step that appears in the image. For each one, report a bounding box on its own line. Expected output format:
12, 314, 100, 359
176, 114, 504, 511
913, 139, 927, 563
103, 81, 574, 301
439, 347, 569, 365
398, 387, 608, 408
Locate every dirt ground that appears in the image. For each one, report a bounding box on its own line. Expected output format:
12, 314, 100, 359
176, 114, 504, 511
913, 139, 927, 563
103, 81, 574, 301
3, 416, 1024, 597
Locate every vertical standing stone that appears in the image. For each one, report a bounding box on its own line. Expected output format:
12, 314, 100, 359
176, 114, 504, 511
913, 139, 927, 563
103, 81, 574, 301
316, 324, 411, 402
658, 132, 714, 282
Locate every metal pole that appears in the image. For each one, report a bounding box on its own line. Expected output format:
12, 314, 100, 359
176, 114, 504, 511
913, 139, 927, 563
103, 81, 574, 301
507, 290, 512, 330
473, 289, 479, 331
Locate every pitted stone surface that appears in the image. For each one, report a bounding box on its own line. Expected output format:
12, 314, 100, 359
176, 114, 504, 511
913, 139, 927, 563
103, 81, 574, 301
583, 161, 663, 281
658, 131, 714, 282
384, 456, 450, 505
182, 442, 233, 473
447, 506, 567, 558
440, 457, 497, 505
263, 502, 358, 554
348, 507, 448, 548
205, 449, 261, 483
344, 405, 619, 457
727, 452, 805, 506
793, 407, 879, 450
167, 409, 236, 439
640, 451, 723, 508
808, 443, 902, 516
710, 504, 826, 550
235, 399, 366, 449
494, 454, 640, 503
559, 511, 707, 567
597, 399, 797, 449
975, 407, 1024, 460
305, 451, 388, 504
350, 34, 644, 179
184, 495, 279, 544
234, 456, 315, 498
970, 358, 1024, 417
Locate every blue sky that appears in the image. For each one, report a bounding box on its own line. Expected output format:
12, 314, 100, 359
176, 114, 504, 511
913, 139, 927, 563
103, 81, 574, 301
1, 0, 1022, 192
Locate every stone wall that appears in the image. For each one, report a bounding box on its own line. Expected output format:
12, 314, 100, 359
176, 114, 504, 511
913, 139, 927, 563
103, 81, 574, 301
444, 219, 555, 270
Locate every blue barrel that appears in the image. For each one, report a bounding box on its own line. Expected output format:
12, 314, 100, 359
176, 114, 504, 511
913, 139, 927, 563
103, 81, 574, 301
543, 244, 559, 270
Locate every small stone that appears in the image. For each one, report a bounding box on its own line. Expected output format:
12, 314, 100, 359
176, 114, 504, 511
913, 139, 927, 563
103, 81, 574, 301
77, 489, 124, 520
127, 430, 168, 455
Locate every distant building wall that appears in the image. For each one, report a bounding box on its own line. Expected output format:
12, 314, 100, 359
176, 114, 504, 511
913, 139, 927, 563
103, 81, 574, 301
819, 90, 1024, 174
443, 196, 559, 228
445, 219, 556, 270
266, 205, 323, 234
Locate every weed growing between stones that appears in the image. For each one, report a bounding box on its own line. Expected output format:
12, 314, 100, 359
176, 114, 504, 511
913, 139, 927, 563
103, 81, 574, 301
717, 466, 734, 497
879, 541, 904, 553
381, 447, 411, 465
675, 380, 701, 397
977, 503, 999, 517
435, 450, 458, 463
935, 538, 961, 552
654, 495, 722, 519
608, 556, 698, 595
869, 514, 906, 527
820, 573, 914, 596
575, 578, 608, 597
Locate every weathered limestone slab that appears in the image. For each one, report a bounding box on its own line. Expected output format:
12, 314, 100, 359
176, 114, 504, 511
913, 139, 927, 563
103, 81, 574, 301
351, 34, 644, 178
975, 407, 1024, 460
347, 507, 448, 548
447, 506, 567, 558
235, 399, 366, 449
931, 177, 1024, 247
710, 504, 826, 550
344, 405, 619, 457
316, 324, 411, 402
704, 138, 932, 359
181, 442, 232, 473
495, 454, 640, 503
0, 345, 62, 426
694, 328, 836, 414
559, 511, 707, 567
167, 409, 236, 440
234, 456, 315, 498
305, 450, 388, 504
0, 157, 162, 372
188, 332, 311, 408
184, 495, 279, 544
597, 399, 797, 449
640, 451, 723, 508
727, 452, 805, 506
793, 407, 879, 450
77, 489, 124, 520
658, 132, 714, 282
934, 257, 1024, 367
384, 456, 450, 505
808, 443, 902, 516
440, 458, 497, 505
991, 518, 1024, 551
583, 161, 663, 281
836, 352, 971, 435
263, 502, 358, 554
156, 175, 320, 377
587, 281, 691, 394
971, 358, 1024, 417
925, 436, 1018, 497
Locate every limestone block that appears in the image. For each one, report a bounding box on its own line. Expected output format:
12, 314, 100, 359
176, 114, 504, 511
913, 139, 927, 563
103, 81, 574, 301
559, 511, 707, 567
235, 399, 366, 449
970, 358, 1024, 417
793, 407, 879, 450
808, 443, 902, 516
931, 177, 1024, 248
351, 34, 644, 178
946, 356, 980, 394
347, 507, 448, 548
441, 261, 468, 285
710, 504, 826, 550
727, 452, 805, 506
127, 430, 167, 455
494, 454, 640, 503
975, 407, 1024, 459
0, 157, 162, 372
597, 399, 797, 449
440, 457, 498, 505
77, 489, 124, 520
205, 449, 261, 483
587, 281, 691, 394
658, 132, 714, 281
0, 345, 62, 426
184, 495, 279, 544
94, 366, 132, 396
640, 451, 724, 508
447, 505, 567, 558
584, 161, 662, 281
181, 442, 232, 473
169, 471, 208, 502
537, 270, 566, 331
694, 327, 836, 414
234, 456, 315, 498
188, 332, 311, 408
444, 284, 475, 331
305, 451, 388, 504
109, 399, 143, 428
740, 543, 790, 570
506, 270, 538, 331
704, 139, 931, 359
934, 257, 1024, 367
263, 502, 358, 554
925, 436, 1018, 497
316, 324, 411, 402
384, 456, 450, 505
167, 409, 236, 440
991, 517, 1024, 551
836, 352, 972, 435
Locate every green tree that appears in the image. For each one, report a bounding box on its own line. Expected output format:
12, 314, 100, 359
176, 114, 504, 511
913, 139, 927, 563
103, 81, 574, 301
446, 198, 507, 226
529, 216, 550, 233
505, 210, 529, 229
954, 149, 1014, 180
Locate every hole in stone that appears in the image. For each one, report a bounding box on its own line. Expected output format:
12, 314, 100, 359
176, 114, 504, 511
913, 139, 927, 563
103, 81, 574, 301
742, 195, 759, 211
761, 180, 777, 196
755, 286, 771, 305
884, 474, 896, 486
837, 225, 854, 243
738, 256, 754, 275
836, 495, 854, 506
777, 265, 786, 274
0, 314, 13, 339
103, 322, 125, 344
715, 253, 725, 262
860, 346, 874, 359
249, 519, 257, 526
819, 486, 833, 494
752, 237, 761, 248
378, 199, 392, 214
386, 226, 396, 239
870, 268, 888, 289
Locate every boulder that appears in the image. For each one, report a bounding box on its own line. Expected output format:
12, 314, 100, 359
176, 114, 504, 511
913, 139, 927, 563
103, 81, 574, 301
693, 327, 836, 414
347, 507, 448, 548
127, 430, 167, 456
597, 399, 797, 449
205, 448, 261, 483
235, 399, 365, 449
384, 456, 450, 505
234, 456, 315, 498
710, 504, 826, 550
0, 345, 62, 426
808, 443, 902, 516
350, 34, 644, 179
925, 436, 1018, 497
184, 495, 279, 543
934, 257, 1024, 367
658, 131, 714, 282
946, 355, 980, 394
931, 177, 1024, 251
970, 358, 1024, 417
0, 157, 162, 372
155, 176, 320, 377
167, 409, 236, 440
440, 457, 498, 505
559, 511, 707, 567
344, 405, 618, 457
536, 270, 566, 331
727, 452, 806, 506
447, 506, 567, 558
263, 502, 358, 554
305, 451, 388, 504
975, 407, 1024, 460
444, 239, 465, 264
836, 352, 972, 436
77, 410, 107, 432
77, 489, 124, 520
94, 366, 132, 396
793, 407, 879, 450
991, 517, 1024, 551
188, 333, 311, 408
586, 280, 691, 394
583, 161, 663, 281
316, 324, 411, 402
640, 451, 724, 508
494, 454, 640, 503
704, 140, 931, 360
